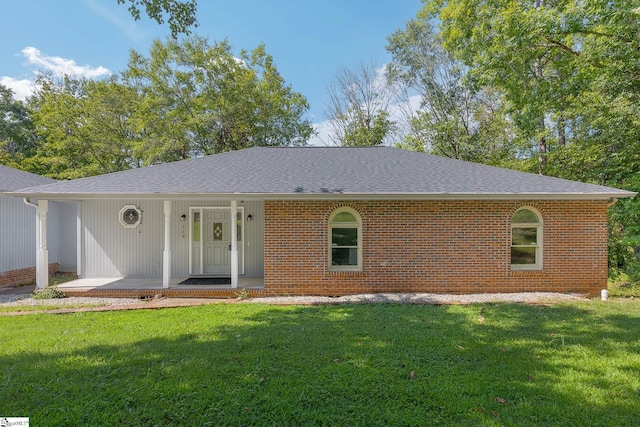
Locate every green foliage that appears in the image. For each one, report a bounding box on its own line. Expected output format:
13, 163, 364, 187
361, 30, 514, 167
342, 110, 393, 147
117, 0, 198, 38
0, 83, 36, 166
234, 288, 249, 301
49, 272, 79, 286
8, 37, 312, 178
608, 271, 640, 298
31, 286, 66, 300
386, 17, 518, 165
1, 302, 640, 425
422, 0, 640, 169
26, 75, 141, 178
125, 37, 313, 164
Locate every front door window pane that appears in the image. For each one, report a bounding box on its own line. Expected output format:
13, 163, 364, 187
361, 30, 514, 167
193, 212, 200, 242
213, 222, 223, 241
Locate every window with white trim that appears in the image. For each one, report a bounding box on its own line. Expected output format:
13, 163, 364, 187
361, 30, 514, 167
511, 208, 542, 270
328, 208, 362, 271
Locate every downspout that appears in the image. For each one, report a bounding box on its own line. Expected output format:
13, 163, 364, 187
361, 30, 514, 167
23, 197, 38, 209
607, 198, 618, 208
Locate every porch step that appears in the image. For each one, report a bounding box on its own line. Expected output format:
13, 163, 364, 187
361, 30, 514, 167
61, 288, 269, 299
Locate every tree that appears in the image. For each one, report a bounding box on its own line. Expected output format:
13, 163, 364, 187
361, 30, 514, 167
386, 17, 516, 165
124, 36, 312, 164
19, 37, 312, 177
117, 0, 198, 38
0, 84, 36, 166
421, 0, 640, 175
325, 62, 398, 146
26, 74, 142, 178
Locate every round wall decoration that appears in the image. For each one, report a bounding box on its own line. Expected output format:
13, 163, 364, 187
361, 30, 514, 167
119, 205, 142, 228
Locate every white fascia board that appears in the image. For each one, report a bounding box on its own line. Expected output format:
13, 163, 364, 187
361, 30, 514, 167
3, 190, 636, 202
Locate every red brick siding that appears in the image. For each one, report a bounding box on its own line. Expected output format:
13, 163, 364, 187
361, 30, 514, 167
264, 200, 608, 296
0, 263, 59, 287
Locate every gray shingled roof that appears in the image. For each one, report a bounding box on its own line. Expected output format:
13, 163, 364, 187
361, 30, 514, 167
0, 164, 56, 192
6, 146, 635, 200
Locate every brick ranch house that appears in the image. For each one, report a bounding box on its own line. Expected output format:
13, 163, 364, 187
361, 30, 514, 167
0, 165, 76, 287
5, 146, 635, 297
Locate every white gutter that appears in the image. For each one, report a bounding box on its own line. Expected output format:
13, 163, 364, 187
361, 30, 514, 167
6, 190, 638, 202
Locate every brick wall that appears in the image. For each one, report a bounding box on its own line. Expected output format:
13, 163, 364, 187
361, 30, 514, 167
0, 263, 59, 287
264, 200, 609, 296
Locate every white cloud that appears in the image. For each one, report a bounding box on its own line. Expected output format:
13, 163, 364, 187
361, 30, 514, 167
308, 120, 335, 146
0, 76, 34, 101
84, 0, 151, 42
0, 47, 112, 100
20, 46, 111, 79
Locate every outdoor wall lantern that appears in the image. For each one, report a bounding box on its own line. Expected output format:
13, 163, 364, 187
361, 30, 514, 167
180, 214, 187, 221
247, 214, 253, 222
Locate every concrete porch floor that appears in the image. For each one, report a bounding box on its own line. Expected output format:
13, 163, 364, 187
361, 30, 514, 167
57, 277, 266, 298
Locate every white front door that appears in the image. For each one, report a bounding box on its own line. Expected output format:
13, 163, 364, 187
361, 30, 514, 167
190, 207, 244, 276
203, 209, 231, 275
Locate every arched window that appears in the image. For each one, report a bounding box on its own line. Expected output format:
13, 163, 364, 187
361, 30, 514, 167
511, 208, 543, 270
328, 208, 362, 271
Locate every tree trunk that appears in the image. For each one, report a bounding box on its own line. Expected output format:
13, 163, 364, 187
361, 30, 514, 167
557, 116, 566, 147
538, 115, 547, 175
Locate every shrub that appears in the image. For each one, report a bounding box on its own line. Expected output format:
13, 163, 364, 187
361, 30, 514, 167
31, 286, 66, 300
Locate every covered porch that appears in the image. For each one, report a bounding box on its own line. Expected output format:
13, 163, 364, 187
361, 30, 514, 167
26, 197, 266, 296
57, 276, 267, 299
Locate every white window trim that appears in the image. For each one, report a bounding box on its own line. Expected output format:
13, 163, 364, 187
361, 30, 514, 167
328, 207, 362, 272
511, 208, 543, 270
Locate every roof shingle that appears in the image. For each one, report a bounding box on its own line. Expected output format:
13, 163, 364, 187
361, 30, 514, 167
0, 165, 56, 192
6, 146, 635, 200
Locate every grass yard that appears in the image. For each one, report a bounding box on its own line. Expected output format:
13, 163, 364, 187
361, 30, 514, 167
1, 300, 640, 426
0, 303, 108, 313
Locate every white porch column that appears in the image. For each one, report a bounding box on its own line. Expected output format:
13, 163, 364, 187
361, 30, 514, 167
76, 208, 82, 277
230, 200, 238, 288
163, 200, 172, 289
36, 200, 49, 289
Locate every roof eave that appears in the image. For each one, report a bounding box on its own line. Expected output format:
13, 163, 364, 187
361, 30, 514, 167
4, 190, 635, 202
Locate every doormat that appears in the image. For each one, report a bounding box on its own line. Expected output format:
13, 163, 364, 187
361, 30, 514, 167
178, 277, 231, 285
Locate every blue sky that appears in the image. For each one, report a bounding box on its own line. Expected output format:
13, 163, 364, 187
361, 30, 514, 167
0, 0, 421, 144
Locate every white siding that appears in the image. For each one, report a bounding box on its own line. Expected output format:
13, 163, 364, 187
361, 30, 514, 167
80, 199, 264, 278
0, 196, 74, 273
0, 195, 36, 272
57, 202, 77, 272
81, 199, 164, 277
48, 202, 61, 265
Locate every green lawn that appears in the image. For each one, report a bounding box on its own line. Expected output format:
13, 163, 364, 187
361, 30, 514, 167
1, 300, 639, 426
